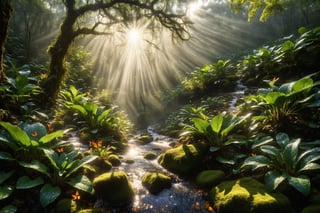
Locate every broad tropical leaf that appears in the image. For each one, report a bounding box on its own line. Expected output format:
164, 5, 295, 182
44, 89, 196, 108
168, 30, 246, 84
40, 184, 61, 207
16, 176, 44, 189
265, 170, 286, 191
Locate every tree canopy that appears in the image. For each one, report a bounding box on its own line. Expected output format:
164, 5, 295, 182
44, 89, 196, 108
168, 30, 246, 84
230, 0, 320, 22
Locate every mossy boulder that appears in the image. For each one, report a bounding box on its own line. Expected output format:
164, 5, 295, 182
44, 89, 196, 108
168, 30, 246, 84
210, 177, 294, 213
137, 133, 153, 144
196, 170, 225, 189
158, 143, 207, 175
93, 171, 134, 205
108, 154, 121, 166
142, 173, 171, 194
143, 152, 157, 160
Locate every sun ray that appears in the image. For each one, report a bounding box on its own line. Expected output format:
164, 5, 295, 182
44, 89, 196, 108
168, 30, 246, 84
83, 0, 272, 123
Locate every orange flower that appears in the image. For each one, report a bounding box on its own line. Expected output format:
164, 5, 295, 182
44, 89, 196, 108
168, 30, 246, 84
72, 190, 80, 201
251, 153, 257, 157
56, 147, 64, 153
89, 140, 103, 148
89, 140, 97, 148
31, 131, 38, 137
97, 140, 103, 147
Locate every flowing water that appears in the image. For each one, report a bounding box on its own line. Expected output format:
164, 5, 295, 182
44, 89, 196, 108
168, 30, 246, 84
112, 126, 211, 213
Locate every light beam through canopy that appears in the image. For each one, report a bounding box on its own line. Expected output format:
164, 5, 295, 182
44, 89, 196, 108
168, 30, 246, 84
84, 0, 272, 124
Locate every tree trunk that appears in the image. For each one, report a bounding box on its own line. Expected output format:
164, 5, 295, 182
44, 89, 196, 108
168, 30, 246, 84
0, 0, 12, 83
42, 13, 76, 103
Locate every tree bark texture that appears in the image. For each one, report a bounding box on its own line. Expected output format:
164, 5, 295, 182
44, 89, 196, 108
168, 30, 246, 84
0, 0, 12, 83
43, 13, 77, 102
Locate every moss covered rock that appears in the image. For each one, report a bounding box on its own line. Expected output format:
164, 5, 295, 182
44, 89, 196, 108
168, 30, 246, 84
210, 177, 294, 213
158, 143, 207, 175
93, 171, 134, 205
108, 154, 121, 166
196, 170, 225, 189
137, 133, 153, 144
142, 173, 171, 194
143, 152, 157, 160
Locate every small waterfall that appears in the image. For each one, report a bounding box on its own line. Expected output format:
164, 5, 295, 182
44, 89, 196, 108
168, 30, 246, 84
228, 79, 247, 111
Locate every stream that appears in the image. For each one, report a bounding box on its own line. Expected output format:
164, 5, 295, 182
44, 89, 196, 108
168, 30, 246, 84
110, 126, 211, 213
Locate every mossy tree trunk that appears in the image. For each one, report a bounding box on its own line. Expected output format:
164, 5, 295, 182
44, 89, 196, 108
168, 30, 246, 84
43, 9, 77, 102
0, 0, 12, 83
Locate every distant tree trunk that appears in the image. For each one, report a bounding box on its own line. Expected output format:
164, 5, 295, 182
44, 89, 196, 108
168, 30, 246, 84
42, 9, 77, 102
0, 0, 12, 83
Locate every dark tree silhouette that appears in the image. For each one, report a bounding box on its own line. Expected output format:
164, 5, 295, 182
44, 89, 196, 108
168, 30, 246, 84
42, 0, 191, 103
0, 0, 12, 83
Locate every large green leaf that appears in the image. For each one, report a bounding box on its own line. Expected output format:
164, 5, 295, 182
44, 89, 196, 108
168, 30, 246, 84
16, 176, 44, 189
192, 118, 209, 134
40, 184, 61, 207
265, 170, 286, 191
287, 175, 310, 196
39, 130, 65, 144
283, 138, 300, 168
0, 205, 17, 213
260, 145, 280, 159
65, 155, 98, 178
67, 175, 94, 194
0, 171, 14, 185
42, 148, 61, 171
264, 92, 284, 104
0, 122, 31, 147
276, 132, 290, 148
0, 151, 14, 161
292, 77, 313, 93
241, 155, 271, 170
0, 185, 14, 200
70, 105, 88, 117
97, 108, 111, 123
18, 160, 50, 177
298, 163, 320, 173
210, 114, 223, 133
23, 123, 47, 141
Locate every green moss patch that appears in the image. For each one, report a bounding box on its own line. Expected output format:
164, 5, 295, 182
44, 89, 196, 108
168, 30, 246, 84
108, 154, 121, 166
143, 152, 157, 160
210, 177, 294, 213
93, 171, 134, 205
158, 143, 207, 175
142, 173, 171, 194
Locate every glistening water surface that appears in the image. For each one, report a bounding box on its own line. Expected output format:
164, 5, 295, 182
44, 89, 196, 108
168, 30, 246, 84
112, 127, 210, 213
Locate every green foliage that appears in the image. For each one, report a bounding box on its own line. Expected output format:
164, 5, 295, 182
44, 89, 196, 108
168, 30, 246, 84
0, 121, 96, 209
58, 85, 132, 144
65, 46, 94, 89
230, 0, 286, 22
0, 70, 42, 114
243, 73, 320, 133
181, 112, 249, 149
239, 26, 320, 85
182, 59, 235, 92
241, 133, 320, 195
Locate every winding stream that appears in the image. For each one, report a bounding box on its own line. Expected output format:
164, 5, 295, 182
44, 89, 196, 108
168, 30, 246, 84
113, 126, 210, 213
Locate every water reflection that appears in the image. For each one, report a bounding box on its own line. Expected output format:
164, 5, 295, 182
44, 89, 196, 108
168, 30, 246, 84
115, 127, 209, 212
